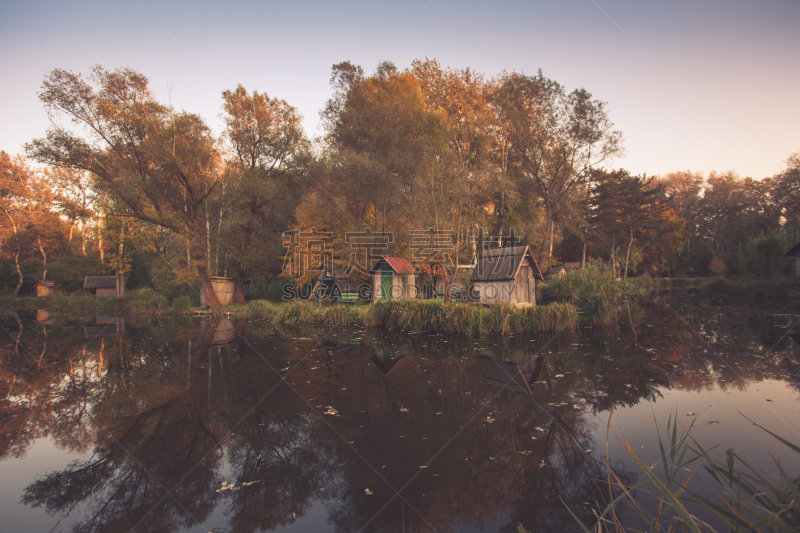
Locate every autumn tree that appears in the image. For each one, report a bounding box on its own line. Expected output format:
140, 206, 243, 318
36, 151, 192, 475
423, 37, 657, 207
26, 66, 225, 306
220, 84, 310, 302
492, 71, 623, 269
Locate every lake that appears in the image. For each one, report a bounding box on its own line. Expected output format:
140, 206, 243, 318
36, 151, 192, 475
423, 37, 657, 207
1, 295, 799, 532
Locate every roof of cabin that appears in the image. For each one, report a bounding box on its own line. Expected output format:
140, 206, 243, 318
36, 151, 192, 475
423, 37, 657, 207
34, 280, 55, 287
472, 245, 543, 282
369, 256, 416, 275
84, 276, 126, 289
785, 243, 800, 257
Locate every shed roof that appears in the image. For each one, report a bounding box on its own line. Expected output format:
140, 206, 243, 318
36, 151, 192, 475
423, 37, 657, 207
34, 280, 55, 288
472, 245, 542, 282
369, 256, 415, 275
84, 276, 126, 289
785, 243, 800, 257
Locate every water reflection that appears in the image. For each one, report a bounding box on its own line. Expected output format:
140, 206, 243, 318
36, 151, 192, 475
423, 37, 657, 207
0, 298, 798, 532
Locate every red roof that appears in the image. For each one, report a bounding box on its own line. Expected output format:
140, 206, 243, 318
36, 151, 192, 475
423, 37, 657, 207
371, 256, 416, 274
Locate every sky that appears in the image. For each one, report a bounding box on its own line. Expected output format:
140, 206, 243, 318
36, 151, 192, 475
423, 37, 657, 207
1, 0, 798, 179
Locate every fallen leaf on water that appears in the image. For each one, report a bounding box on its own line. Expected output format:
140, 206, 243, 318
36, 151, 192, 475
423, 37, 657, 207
364, 488, 373, 495
705, 421, 720, 425
210, 528, 226, 533
686, 412, 696, 416
319, 487, 326, 492
399, 407, 409, 412
485, 417, 495, 423
419, 465, 428, 469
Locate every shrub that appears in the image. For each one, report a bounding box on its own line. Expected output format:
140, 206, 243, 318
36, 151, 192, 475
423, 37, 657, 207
48, 292, 98, 312
708, 257, 728, 277
171, 296, 193, 314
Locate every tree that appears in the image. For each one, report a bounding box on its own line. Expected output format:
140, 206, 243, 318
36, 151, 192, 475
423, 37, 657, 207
774, 152, 800, 225
492, 70, 623, 269
220, 84, 310, 302
26, 66, 225, 306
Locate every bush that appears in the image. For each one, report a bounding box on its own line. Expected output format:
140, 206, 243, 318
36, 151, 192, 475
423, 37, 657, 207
708, 257, 728, 277
48, 292, 98, 312
171, 296, 193, 314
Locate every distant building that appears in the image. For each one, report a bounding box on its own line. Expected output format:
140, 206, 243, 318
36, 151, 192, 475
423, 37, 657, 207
370, 257, 416, 301
472, 245, 543, 306
33, 280, 55, 297
313, 269, 363, 302
200, 277, 234, 307
83, 276, 126, 300
548, 262, 582, 277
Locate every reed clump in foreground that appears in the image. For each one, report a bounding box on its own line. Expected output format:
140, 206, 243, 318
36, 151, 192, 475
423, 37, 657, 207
569, 412, 800, 533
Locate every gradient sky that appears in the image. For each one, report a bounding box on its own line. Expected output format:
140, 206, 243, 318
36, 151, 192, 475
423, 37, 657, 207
1, 0, 798, 178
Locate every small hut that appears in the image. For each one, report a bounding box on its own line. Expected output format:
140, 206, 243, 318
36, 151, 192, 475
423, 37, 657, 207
548, 262, 581, 277
84, 276, 126, 300
370, 257, 416, 301
33, 280, 55, 297
200, 277, 235, 307
313, 270, 363, 303
785, 243, 800, 277
472, 245, 543, 306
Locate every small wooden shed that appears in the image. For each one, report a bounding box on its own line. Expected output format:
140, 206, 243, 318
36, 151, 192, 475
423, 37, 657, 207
785, 243, 800, 277
370, 257, 416, 301
472, 245, 543, 306
84, 276, 126, 300
549, 262, 581, 277
200, 277, 235, 307
313, 270, 363, 302
33, 280, 56, 297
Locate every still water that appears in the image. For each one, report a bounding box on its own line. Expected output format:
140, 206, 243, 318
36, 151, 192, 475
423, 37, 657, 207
1, 296, 799, 533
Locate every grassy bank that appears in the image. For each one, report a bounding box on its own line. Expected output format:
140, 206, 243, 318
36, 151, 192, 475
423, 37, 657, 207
45, 290, 195, 315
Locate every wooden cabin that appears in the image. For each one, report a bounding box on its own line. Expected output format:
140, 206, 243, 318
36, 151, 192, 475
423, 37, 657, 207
84, 276, 126, 300
786, 243, 800, 277
313, 270, 363, 303
370, 257, 416, 301
548, 262, 581, 277
33, 280, 55, 297
472, 245, 543, 306
200, 277, 235, 307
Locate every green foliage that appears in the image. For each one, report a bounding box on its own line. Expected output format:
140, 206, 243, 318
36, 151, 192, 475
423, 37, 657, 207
246, 300, 281, 320
170, 296, 192, 314
365, 299, 578, 335
272, 301, 318, 326
48, 292, 97, 312
738, 226, 798, 279
539, 263, 650, 325
323, 305, 361, 326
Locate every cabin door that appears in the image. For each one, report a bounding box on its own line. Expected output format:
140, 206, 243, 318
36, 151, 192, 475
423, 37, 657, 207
381, 270, 394, 300
519, 266, 530, 304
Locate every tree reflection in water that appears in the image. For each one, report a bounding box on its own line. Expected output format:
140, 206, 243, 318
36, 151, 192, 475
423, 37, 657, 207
0, 298, 798, 532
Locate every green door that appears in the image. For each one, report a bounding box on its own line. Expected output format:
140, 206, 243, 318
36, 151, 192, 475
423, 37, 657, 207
381, 270, 394, 300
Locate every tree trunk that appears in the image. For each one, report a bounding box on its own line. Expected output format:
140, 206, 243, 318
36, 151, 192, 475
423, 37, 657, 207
611, 238, 616, 277
98, 216, 104, 264
12, 252, 22, 297
233, 270, 246, 304
194, 218, 221, 308
37, 235, 47, 281
206, 202, 211, 274
547, 208, 555, 270
117, 223, 125, 297
623, 228, 633, 281
81, 220, 86, 255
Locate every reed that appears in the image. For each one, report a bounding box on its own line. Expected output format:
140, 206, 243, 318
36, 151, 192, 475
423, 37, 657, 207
570, 411, 800, 533
170, 295, 193, 314
48, 292, 98, 312
272, 301, 318, 325
246, 300, 281, 320
365, 300, 579, 335
323, 305, 362, 326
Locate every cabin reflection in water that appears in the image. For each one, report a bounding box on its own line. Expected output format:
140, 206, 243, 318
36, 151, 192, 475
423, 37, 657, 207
83, 315, 126, 338
476, 352, 545, 396
35, 309, 54, 325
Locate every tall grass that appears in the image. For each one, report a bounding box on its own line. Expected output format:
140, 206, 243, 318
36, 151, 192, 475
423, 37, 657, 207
171, 295, 193, 314
571, 412, 800, 533
48, 292, 98, 312
247, 300, 281, 320
540, 263, 650, 325
365, 299, 578, 335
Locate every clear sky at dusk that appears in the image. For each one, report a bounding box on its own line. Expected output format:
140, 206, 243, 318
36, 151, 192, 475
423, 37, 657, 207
1, 0, 798, 178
